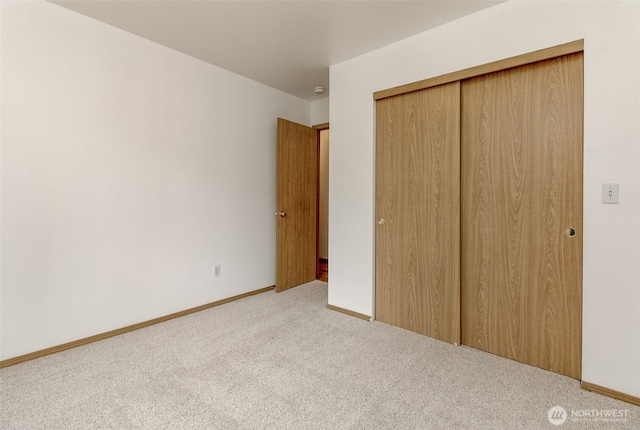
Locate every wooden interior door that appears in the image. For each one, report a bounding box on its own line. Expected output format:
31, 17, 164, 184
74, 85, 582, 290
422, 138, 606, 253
375, 82, 461, 344
276, 118, 318, 292
460, 53, 583, 378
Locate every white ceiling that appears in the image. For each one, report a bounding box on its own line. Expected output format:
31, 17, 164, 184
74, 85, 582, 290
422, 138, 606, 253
50, 1, 504, 101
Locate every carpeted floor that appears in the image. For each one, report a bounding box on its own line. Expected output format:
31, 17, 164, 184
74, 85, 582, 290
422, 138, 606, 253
1, 281, 638, 429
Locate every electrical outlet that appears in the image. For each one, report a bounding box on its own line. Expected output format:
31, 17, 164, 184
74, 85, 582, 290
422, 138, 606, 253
214, 265, 221, 277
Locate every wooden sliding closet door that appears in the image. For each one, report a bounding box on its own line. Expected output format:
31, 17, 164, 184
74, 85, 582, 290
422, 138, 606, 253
461, 53, 583, 378
376, 82, 460, 344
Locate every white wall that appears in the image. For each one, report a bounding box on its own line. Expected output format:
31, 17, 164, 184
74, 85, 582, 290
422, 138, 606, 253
0, 1, 310, 360
310, 97, 329, 126
329, 0, 640, 398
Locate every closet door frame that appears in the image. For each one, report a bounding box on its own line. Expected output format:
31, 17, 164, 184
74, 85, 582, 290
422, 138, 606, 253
373, 39, 584, 375
374, 40, 583, 101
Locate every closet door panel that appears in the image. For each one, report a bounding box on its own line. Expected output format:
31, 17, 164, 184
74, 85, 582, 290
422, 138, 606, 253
375, 82, 460, 344
461, 53, 583, 378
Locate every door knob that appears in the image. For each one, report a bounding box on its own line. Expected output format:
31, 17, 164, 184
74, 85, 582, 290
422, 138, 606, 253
564, 227, 576, 237
276, 211, 287, 217
378, 218, 385, 225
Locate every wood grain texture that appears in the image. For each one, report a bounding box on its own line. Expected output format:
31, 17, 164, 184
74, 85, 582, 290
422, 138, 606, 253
374, 40, 583, 100
375, 82, 461, 344
460, 53, 583, 379
276, 118, 318, 292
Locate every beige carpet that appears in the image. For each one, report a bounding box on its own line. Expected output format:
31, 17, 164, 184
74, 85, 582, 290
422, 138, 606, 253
1, 281, 638, 429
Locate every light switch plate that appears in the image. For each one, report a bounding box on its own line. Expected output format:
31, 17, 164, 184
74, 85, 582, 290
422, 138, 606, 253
602, 183, 619, 204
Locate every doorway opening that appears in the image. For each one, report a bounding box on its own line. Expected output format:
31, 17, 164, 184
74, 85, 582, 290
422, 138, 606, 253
316, 125, 329, 282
